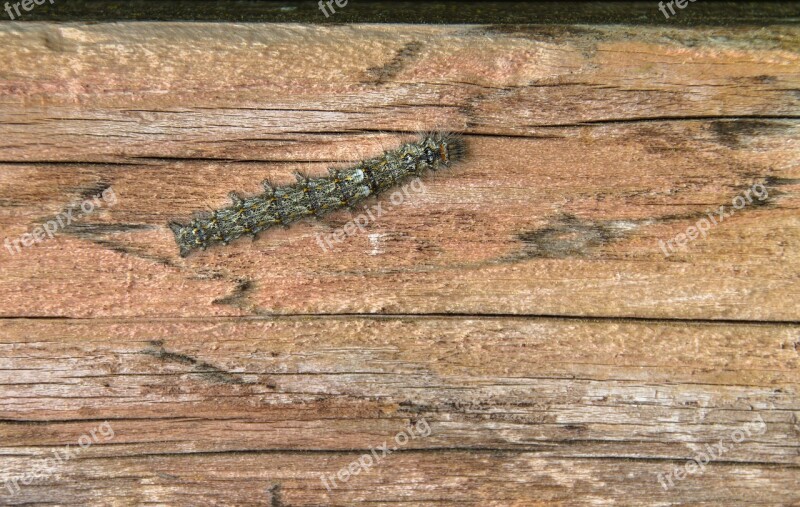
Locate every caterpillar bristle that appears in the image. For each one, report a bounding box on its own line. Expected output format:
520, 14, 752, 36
168, 222, 184, 235
229, 192, 244, 206
443, 133, 467, 163
170, 132, 467, 256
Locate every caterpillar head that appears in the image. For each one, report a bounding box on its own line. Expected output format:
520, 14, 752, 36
422, 132, 466, 170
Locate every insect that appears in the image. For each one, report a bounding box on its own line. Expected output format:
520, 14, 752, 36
169, 131, 466, 257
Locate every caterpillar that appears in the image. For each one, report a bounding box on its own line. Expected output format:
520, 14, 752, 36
169, 131, 467, 257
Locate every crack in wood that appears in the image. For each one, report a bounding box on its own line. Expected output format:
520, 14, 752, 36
142, 340, 247, 385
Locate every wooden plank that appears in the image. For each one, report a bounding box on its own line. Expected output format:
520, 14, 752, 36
0, 317, 798, 504
3, 453, 799, 505
0, 16, 798, 507
0, 23, 798, 320
1, 318, 797, 455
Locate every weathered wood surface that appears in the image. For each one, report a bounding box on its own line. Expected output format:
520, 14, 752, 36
1, 23, 799, 320
1, 317, 798, 504
0, 20, 798, 506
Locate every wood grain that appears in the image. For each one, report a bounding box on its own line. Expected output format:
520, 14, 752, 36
0, 23, 798, 320
1, 317, 798, 504
0, 20, 798, 506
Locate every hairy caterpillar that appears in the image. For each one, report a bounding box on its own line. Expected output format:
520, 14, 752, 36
169, 132, 466, 257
